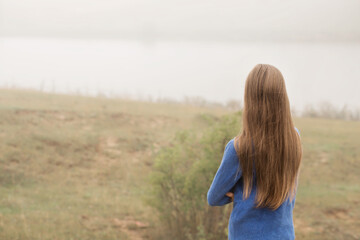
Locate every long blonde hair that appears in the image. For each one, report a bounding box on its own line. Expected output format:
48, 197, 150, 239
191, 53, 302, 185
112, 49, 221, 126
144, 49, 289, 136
234, 64, 302, 210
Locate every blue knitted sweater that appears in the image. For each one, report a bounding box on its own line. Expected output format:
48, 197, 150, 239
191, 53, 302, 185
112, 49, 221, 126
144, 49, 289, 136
207, 128, 300, 240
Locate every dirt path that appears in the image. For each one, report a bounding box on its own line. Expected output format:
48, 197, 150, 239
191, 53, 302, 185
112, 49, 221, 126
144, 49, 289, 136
112, 217, 149, 240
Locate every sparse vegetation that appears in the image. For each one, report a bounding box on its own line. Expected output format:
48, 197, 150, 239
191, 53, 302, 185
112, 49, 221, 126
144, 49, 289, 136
147, 113, 240, 240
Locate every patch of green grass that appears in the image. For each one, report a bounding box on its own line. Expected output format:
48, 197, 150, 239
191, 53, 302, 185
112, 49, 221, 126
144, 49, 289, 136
293, 117, 360, 239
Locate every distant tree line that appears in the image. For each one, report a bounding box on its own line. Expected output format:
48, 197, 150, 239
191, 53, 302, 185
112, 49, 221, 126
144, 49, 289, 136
4, 86, 358, 121
301, 102, 360, 121
158, 97, 360, 121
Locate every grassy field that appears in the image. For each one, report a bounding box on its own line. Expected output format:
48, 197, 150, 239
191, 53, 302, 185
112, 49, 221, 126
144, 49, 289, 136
0, 89, 359, 240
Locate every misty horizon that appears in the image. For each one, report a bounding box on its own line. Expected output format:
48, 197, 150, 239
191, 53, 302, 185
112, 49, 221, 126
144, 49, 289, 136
0, 0, 359, 116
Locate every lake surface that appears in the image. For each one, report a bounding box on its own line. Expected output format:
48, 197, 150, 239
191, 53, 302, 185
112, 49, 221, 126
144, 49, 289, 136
0, 37, 359, 112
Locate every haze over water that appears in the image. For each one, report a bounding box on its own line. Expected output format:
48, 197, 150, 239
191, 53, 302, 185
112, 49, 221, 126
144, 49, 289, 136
1, 37, 359, 113
1, 0, 359, 113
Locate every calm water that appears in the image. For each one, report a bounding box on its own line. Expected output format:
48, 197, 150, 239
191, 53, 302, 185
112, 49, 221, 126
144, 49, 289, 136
0, 37, 359, 112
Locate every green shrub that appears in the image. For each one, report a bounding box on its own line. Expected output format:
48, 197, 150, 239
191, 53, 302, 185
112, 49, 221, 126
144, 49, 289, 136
148, 112, 242, 240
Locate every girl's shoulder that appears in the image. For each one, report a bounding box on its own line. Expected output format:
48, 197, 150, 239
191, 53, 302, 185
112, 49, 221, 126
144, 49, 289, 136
224, 137, 238, 157
227, 137, 237, 148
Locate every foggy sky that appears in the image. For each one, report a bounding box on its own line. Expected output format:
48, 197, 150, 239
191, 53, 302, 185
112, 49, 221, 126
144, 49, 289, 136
1, 0, 360, 42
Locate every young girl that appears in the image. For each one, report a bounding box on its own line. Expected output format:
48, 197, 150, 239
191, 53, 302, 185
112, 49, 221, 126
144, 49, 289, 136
207, 64, 302, 240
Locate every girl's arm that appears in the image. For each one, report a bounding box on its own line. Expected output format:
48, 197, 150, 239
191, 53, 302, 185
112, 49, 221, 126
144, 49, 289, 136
207, 138, 242, 206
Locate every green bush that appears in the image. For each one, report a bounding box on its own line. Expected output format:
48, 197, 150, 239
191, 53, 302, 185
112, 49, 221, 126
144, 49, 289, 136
148, 112, 242, 240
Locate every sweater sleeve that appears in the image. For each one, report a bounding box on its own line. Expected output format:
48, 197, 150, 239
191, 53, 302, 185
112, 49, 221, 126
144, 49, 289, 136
207, 138, 242, 206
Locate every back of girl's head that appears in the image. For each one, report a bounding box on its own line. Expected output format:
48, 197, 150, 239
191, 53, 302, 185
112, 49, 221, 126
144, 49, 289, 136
235, 63, 302, 210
